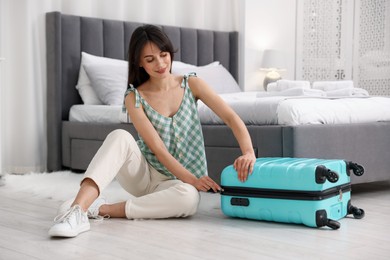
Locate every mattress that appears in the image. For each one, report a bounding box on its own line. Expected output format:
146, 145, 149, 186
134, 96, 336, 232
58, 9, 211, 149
69, 93, 390, 126
69, 105, 130, 124
69, 92, 281, 125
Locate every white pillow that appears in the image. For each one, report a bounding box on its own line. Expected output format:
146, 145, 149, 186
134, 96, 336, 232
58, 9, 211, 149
83, 62, 128, 105
76, 52, 127, 104
173, 64, 241, 94
172, 60, 220, 70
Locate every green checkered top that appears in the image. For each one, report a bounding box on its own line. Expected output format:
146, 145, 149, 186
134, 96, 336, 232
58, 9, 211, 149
123, 73, 208, 179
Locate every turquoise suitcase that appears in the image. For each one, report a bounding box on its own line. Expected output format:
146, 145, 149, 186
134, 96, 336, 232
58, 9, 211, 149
220, 157, 365, 229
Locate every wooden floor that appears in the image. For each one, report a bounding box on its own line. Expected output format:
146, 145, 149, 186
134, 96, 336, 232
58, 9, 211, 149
0, 181, 390, 260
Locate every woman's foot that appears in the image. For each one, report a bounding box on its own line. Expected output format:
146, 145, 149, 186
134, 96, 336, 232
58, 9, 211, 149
57, 196, 107, 219
48, 205, 90, 237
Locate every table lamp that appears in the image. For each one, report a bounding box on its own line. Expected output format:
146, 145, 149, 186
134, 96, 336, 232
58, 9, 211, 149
260, 49, 286, 91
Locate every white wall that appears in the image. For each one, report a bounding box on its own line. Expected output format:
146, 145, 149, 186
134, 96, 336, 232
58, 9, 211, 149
0, 0, 299, 172
0, 0, 242, 174
242, 0, 297, 91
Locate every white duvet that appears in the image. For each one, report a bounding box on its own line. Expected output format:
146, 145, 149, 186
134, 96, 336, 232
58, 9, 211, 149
69, 92, 390, 126
277, 96, 390, 125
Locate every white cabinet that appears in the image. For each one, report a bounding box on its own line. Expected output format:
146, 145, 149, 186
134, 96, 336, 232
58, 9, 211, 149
296, 0, 390, 96
353, 0, 390, 96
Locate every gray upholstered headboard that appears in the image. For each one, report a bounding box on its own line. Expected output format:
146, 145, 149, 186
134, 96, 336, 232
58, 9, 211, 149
46, 11, 239, 170
46, 11, 238, 121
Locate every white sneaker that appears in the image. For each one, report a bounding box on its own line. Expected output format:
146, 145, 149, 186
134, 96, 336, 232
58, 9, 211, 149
87, 197, 108, 219
48, 205, 90, 237
57, 197, 107, 219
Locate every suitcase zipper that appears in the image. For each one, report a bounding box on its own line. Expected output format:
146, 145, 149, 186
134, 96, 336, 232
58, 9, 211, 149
221, 183, 351, 201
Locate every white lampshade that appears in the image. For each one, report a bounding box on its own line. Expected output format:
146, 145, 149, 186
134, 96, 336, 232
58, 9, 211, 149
260, 49, 285, 71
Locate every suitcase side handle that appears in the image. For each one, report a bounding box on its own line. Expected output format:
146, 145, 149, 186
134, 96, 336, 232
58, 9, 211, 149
315, 165, 339, 184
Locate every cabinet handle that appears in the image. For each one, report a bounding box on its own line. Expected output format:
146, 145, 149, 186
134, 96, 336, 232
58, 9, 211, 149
335, 69, 345, 80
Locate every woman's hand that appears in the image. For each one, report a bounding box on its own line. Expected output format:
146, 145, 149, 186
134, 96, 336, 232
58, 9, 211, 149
234, 153, 256, 182
193, 176, 222, 192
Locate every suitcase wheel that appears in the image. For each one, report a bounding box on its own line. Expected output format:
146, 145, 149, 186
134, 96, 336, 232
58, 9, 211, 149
349, 205, 365, 219
316, 210, 340, 229
315, 165, 339, 184
325, 170, 339, 183
347, 162, 365, 176
326, 219, 341, 230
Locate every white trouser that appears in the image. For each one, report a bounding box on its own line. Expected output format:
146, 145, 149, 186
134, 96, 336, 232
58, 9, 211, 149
83, 129, 200, 219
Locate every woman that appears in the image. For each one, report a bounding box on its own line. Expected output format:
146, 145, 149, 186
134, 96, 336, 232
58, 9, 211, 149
49, 25, 256, 238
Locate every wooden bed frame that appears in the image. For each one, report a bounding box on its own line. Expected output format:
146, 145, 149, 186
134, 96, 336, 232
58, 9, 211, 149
46, 12, 390, 184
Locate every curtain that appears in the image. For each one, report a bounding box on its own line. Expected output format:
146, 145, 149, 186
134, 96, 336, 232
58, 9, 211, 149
0, 0, 239, 174
0, 0, 4, 172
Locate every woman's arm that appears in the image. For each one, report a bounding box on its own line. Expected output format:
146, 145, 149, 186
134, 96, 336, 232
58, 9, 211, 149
125, 91, 221, 191
189, 77, 256, 182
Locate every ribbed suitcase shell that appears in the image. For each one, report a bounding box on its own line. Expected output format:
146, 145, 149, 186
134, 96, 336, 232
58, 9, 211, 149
220, 157, 359, 229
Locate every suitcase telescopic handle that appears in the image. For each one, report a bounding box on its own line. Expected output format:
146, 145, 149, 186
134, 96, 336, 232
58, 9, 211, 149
347, 161, 365, 176
315, 165, 339, 184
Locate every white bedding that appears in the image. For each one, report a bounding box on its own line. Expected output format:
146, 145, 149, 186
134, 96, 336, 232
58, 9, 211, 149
277, 97, 390, 125
198, 92, 282, 125
69, 92, 390, 126
69, 105, 130, 124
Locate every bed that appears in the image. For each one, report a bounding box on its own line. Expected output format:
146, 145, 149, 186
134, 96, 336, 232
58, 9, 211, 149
46, 11, 390, 185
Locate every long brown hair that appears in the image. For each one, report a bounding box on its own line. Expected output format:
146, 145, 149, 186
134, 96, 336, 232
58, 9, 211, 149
127, 25, 175, 88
